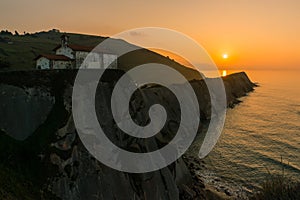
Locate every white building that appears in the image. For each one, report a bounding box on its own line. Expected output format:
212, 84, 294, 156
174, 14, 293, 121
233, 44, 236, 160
35, 54, 73, 69
36, 35, 117, 69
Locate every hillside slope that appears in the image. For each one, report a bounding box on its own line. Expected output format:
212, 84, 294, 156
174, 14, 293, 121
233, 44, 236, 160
0, 30, 202, 80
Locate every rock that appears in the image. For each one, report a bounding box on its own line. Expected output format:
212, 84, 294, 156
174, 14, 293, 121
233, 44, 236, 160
57, 116, 75, 138
51, 133, 76, 151
225, 189, 233, 196
0, 84, 54, 140
50, 153, 62, 166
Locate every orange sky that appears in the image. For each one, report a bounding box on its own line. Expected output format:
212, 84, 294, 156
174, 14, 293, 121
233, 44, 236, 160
1, 0, 300, 70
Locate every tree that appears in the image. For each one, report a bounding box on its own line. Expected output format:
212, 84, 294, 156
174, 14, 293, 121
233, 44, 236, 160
14, 30, 19, 36
0, 30, 12, 36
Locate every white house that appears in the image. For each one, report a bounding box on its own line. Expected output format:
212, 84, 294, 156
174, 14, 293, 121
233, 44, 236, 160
36, 35, 118, 69
35, 54, 73, 69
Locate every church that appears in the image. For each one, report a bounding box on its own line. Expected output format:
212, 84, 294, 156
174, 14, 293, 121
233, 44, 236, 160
35, 35, 117, 69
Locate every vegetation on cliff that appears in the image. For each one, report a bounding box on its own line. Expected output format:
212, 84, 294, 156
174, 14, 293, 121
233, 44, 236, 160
252, 161, 300, 200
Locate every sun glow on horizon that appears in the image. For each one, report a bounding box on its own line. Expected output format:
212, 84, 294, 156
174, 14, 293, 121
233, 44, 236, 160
222, 70, 227, 77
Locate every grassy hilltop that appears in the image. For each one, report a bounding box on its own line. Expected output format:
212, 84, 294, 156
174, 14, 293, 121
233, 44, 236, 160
0, 29, 202, 80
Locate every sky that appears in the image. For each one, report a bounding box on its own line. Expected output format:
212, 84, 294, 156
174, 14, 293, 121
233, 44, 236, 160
1, 0, 300, 70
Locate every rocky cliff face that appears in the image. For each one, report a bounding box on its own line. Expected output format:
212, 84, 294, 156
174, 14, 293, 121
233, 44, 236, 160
0, 70, 255, 200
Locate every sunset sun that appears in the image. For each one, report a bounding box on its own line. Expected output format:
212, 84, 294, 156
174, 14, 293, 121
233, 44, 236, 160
222, 54, 228, 59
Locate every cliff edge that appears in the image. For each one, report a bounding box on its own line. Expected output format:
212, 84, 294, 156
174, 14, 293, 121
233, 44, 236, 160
0, 70, 256, 199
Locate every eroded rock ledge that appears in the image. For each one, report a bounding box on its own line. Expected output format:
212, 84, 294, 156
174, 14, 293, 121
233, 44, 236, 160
0, 70, 255, 199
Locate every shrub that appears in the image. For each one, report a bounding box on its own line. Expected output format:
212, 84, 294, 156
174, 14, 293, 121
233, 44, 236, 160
0, 30, 12, 36
252, 158, 300, 200
252, 174, 300, 200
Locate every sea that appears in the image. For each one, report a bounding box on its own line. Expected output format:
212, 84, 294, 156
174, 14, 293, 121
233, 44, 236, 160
192, 70, 300, 192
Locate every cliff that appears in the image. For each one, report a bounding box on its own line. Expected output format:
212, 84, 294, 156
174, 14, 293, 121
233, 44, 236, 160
0, 70, 255, 199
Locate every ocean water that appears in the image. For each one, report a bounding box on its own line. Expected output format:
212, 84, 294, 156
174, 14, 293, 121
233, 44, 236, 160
195, 70, 300, 190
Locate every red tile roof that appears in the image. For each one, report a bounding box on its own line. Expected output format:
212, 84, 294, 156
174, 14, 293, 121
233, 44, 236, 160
34, 54, 72, 61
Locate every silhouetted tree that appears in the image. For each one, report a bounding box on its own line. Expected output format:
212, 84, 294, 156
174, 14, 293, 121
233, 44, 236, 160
0, 30, 12, 36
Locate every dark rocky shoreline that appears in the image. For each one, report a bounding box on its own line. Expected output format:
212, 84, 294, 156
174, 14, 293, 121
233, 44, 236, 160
0, 69, 256, 199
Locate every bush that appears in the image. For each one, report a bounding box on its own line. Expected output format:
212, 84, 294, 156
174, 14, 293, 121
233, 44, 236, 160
252, 175, 300, 200
0, 30, 12, 36
251, 159, 300, 200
